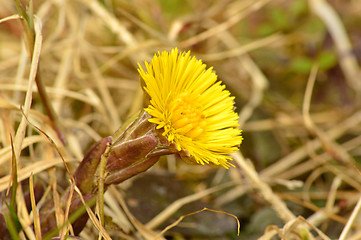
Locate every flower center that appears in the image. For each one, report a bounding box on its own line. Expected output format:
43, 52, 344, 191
169, 93, 206, 139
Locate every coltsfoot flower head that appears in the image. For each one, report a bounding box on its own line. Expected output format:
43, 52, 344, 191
138, 48, 243, 168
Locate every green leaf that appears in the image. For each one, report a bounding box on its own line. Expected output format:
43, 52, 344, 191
157, 0, 190, 16
317, 50, 337, 70
5, 203, 22, 239
270, 8, 289, 30
291, 56, 313, 73
290, 0, 308, 17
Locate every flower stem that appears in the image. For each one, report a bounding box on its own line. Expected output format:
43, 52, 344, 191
97, 142, 112, 228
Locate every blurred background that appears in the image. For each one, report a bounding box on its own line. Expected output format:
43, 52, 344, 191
1, 0, 361, 239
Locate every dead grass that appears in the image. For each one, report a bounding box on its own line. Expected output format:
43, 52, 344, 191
1, 0, 361, 239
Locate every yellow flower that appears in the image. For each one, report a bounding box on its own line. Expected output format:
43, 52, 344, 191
138, 48, 242, 168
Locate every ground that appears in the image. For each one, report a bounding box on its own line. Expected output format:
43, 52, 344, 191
1, 0, 361, 239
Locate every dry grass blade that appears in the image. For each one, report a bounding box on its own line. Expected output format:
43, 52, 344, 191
0, 14, 20, 24
287, 217, 331, 240
302, 64, 319, 131
19, 106, 75, 181
48, 167, 64, 238
73, 186, 112, 240
154, 208, 240, 239
145, 182, 234, 230
200, 33, 281, 61
109, 187, 165, 240
0, 83, 104, 108
15, 0, 64, 144
325, 176, 342, 220
303, 65, 356, 166
13, 15, 42, 170
339, 196, 361, 240
77, 0, 137, 49
84, 54, 121, 131
180, 0, 270, 48
0, 158, 76, 192
260, 216, 331, 240
2, 0, 361, 238
279, 194, 361, 230
261, 109, 361, 178
232, 152, 296, 222
103, 190, 134, 236
29, 173, 42, 239
309, 0, 361, 94
63, 183, 76, 238
0, 135, 44, 166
